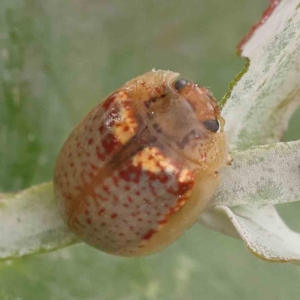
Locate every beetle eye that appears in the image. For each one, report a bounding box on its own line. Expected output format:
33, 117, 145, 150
203, 119, 219, 133
174, 78, 190, 91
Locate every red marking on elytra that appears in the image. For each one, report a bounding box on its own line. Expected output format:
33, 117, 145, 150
101, 134, 120, 155
98, 208, 106, 215
102, 94, 116, 110
119, 164, 142, 184
146, 169, 168, 185
88, 138, 94, 145
96, 146, 105, 161
111, 213, 118, 219
143, 229, 157, 241
158, 219, 167, 225
65, 194, 72, 200
149, 182, 158, 198
98, 125, 105, 134
90, 163, 99, 171
112, 176, 119, 187
123, 125, 130, 132
102, 185, 110, 193
74, 185, 81, 192
155, 87, 161, 94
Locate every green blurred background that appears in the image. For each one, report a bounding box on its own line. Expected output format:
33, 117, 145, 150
1, 0, 300, 299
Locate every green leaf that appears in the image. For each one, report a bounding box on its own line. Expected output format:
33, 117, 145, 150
212, 140, 300, 207
217, 205, 300, 262
222, 0, 300, 150
0, 182, 78, 260
201, 0, 300, 264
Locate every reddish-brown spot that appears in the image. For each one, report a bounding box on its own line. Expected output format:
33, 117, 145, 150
102, 94, 116, 110
74, 185, 81, 192
112, 176, 119, 187
98, 125, 105, 134
155, 87, 161, 94
143, 229, 157, 240
102, 185, 110, 193
96, 146, 105, 161
90, 163, 99, 171
86, 218, 92, 224
143, 199, 151, 205
88, 138, 94, 145
111, 213, 118, 219
123, 125, 130, 132
158, 219, 167, 225
98, 208, 106, 215
119, 164, 142, 184
101, 134, 120, 155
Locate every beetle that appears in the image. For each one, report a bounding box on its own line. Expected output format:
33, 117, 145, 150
54, 70, 228, 256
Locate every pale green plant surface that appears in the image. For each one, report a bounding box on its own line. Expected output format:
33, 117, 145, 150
199, 0, 300, 263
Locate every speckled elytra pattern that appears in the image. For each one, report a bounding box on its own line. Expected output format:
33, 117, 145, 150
54, 70, 228, 256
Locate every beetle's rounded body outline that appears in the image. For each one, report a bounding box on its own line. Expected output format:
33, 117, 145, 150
54, 70, 228, 256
